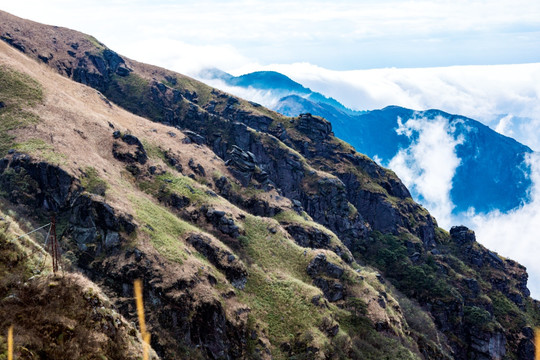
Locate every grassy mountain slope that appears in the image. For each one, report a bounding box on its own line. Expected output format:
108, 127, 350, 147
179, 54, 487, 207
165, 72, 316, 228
0, 35, 420, 360
0, 10, 539, 360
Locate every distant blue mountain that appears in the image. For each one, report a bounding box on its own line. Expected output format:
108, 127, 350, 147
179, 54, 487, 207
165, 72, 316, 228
199, 68, 364, 116
199, 70, 533, 215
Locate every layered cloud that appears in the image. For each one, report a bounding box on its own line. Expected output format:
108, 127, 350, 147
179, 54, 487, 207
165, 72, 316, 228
200, 78, 286, 110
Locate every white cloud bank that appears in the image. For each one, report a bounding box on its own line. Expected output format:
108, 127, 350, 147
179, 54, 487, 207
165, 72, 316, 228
387, 116, 463, 229
3, 0, 540, 70
468, 153, 540, 298
383, 115, 540, 298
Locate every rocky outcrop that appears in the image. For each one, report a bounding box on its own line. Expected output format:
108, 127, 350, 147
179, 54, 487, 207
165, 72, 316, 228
295, 113, 333, 141
188, 158, 206, 177
66, 195, 136, 264
203, 207, 241, 239
225, 145, 257, 185
451, 226, 530, 300
0, 153, 136, 263
187, 233, 247, 289
307, 253, 345, 302
182, 130, 206, 145
99, 247, 252, 360
450, 225, 476, 245
468, 331, 506, 360
307, 253, 344, 279
112, 132, 148, 165
0, 153, 74, 212
163, 150, 183, 173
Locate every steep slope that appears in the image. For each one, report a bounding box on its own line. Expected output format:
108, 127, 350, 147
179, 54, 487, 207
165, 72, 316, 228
202, 70, 533, 216
0, 10, 539, 360
0, 34, 421, 360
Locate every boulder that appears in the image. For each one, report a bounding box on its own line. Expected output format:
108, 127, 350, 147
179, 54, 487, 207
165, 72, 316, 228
112, 133, 148, 164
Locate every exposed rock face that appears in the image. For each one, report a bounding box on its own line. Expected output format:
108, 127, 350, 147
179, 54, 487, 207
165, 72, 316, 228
0, 153, 74, 212
296, 113, 333, 141
101, 248, 251, 360
226, 145, 258, 185
307, 253, 345, 302
307, 253, 344, 279
468, 331, 506, 360
187, 233, 247, 289
451, 226, 531, 301
182, 129, 206, 145
450, 225, 476, 245
203, 207, 241, 239
188, 158, 206, 177
0, 153, 135, 258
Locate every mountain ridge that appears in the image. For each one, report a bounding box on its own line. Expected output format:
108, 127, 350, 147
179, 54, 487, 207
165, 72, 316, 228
0, 10, 538, 360
206, 70, 533, 216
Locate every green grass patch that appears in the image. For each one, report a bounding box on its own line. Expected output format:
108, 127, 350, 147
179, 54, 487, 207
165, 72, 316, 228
14, 139, 66, 165
352, 231, 454, 301
139, 172, 215, 206
463, 306, 496, 332
240, 269, 323, 357
104, 73, 166, 123
131, 196, 197, 264
0, 66, 43, 105
80, 167, 108, 196
171, 75, 213, 107
86, 36, 106, 51
241, 215, 310, 280
0, 66, 43, 155
141, 140, 165, 161
273, 210, 346, 251
490, 291, 524, 329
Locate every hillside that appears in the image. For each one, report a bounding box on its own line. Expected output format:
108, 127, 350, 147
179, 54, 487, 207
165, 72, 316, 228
0, 10, 539, 360
204, 70, 533, 216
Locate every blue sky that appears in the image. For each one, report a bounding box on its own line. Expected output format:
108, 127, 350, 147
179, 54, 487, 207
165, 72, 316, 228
3, 0, 540, 73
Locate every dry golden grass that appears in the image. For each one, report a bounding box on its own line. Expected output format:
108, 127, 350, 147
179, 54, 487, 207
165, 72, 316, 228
536, 328, 540, 360
0, 39, 235, 216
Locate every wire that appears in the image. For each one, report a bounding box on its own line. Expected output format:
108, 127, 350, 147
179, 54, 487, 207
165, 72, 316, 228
14, 223, 51, 241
